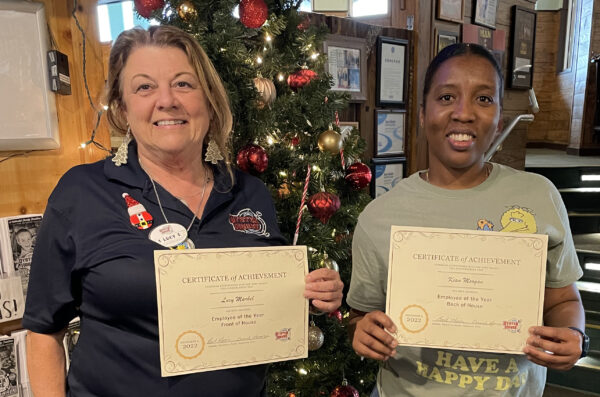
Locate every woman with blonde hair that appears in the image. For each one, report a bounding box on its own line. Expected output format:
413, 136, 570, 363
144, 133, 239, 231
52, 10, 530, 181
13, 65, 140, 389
24, 25, 343, 397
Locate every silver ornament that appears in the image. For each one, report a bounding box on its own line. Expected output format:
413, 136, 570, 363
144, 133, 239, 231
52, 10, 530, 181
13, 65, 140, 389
308, 322, 324, 351
321, 257, 339, 272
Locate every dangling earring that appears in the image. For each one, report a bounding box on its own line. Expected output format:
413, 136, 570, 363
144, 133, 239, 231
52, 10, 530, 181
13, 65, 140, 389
204, 134, 223, 164
112, 127, 132, 167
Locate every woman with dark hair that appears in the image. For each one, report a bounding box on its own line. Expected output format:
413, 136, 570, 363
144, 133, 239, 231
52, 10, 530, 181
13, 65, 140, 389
347, 43, 585, 396
23, 25, 343, 397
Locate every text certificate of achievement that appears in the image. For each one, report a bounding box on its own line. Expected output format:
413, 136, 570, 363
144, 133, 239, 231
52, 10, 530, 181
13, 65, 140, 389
155, 246, 308, 376
386, 226, 547, 354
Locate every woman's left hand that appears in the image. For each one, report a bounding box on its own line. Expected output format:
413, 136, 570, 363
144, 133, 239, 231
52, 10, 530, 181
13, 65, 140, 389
523, 326, 582, 370
304, 268, 344, 313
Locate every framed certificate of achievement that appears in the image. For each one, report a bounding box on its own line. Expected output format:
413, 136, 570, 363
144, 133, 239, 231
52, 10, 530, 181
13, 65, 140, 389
155, 246, 309, 376
375, 109, 405, 157
376, 36, 409, 108
386, 226, 547, 354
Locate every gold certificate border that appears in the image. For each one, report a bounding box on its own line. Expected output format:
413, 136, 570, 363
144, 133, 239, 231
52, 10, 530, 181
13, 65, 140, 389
155, 246, 309, 375
386, 226, 547, 353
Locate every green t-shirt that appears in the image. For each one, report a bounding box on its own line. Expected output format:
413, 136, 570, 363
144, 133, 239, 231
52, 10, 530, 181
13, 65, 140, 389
348, 163, 583, 397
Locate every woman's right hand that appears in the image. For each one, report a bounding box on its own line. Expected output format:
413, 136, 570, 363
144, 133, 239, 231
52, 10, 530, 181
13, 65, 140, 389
351, 310, 398, 361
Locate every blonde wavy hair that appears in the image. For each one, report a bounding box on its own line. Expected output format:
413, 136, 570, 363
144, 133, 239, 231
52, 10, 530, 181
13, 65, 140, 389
105, 25, 233, 178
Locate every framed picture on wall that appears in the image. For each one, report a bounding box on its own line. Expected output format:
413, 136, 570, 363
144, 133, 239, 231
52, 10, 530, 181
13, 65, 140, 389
376, 36, 409, 108
509, 6, 536, 89
0, 1, 59, 150
435, 29, 459, 56
375, 109, 405, 157
437, 0, 464, 24
338, 121, 359, 140
473, 0, 498, 29
324, 34, 367, 101
371, 157, 406, 198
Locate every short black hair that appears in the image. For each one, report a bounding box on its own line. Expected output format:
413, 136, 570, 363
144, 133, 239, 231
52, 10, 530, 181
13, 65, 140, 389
422, 43, 504, 109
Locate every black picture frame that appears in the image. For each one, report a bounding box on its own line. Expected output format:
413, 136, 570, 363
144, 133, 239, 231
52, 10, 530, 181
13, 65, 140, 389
473, 0, 498, 30
370, 157, 406, 198
376, 36, 409, 108
374, 109, 406, 157
324, 34, 368, 102
509, 6, 536, 89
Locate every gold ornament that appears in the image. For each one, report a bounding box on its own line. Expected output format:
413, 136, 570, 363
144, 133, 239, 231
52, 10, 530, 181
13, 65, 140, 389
278, 182, 291, 198
178, 1, 197, 19
253, 77, 277, 109
317, 129, 342, 154
307, 321, 324, 351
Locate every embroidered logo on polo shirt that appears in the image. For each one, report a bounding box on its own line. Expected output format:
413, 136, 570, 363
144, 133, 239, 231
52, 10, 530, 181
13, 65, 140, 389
122, 193, 153, 230
228, 208, 270, 237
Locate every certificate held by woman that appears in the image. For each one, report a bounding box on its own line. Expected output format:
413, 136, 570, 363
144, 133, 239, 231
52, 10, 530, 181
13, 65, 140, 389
155, 246, 309, 376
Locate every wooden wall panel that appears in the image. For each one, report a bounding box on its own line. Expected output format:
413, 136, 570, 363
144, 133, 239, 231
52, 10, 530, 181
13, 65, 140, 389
413, 0, 536, 170
580, 1, 600, 149
0, 0, 110, 218
568, 0, 593, 153
528, 11, 572, 146
310, 14, 417, 173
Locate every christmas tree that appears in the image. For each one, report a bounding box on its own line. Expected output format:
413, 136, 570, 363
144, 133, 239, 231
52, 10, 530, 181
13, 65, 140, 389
137, 0, 378, 394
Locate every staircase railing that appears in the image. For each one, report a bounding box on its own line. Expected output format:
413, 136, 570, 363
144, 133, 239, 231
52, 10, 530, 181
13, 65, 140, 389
484, 88, 539, 162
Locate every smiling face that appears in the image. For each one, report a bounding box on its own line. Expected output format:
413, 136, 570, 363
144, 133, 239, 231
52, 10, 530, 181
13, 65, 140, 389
15, 230, 33, 251
420, 54, 502, 172
120, 46, 212, 161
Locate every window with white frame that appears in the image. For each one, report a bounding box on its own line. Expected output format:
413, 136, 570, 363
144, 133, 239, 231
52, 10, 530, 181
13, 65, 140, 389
96, 0, 158, 43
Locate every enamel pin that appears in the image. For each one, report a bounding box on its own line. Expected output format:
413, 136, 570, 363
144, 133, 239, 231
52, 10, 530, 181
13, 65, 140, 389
122, 193, 153, 230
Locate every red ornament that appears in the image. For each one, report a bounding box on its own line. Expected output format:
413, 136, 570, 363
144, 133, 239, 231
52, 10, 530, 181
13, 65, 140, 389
291, 136, 300, 146
134, 0, 164, 18
297, 15, 310, 31
236, 144, 268, 174
328, 309, 343, 323
239, 0, 268, 28
330, 385, 359, 397
345, 162, 372, 190
287, 69, 317, 91
307, 192, 340, 224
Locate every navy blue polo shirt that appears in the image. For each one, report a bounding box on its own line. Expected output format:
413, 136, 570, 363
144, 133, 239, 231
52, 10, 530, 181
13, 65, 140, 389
23, 143, 287, 397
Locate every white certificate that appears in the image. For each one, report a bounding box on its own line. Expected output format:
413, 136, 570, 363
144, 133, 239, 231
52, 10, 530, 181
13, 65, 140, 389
386, 226, 547, 354
379, 42, 405, 103
155, 246, 308, 376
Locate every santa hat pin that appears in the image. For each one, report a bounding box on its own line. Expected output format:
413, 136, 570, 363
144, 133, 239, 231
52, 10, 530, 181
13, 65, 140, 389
122, 193, 153, 230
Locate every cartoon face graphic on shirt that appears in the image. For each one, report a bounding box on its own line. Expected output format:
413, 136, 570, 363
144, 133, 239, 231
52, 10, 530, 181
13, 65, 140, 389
499, 206, 537, 233
476, 206, 537, 234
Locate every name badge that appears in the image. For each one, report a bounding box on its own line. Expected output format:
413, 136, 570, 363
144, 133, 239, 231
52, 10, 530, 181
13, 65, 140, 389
149, 223, 188, 248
